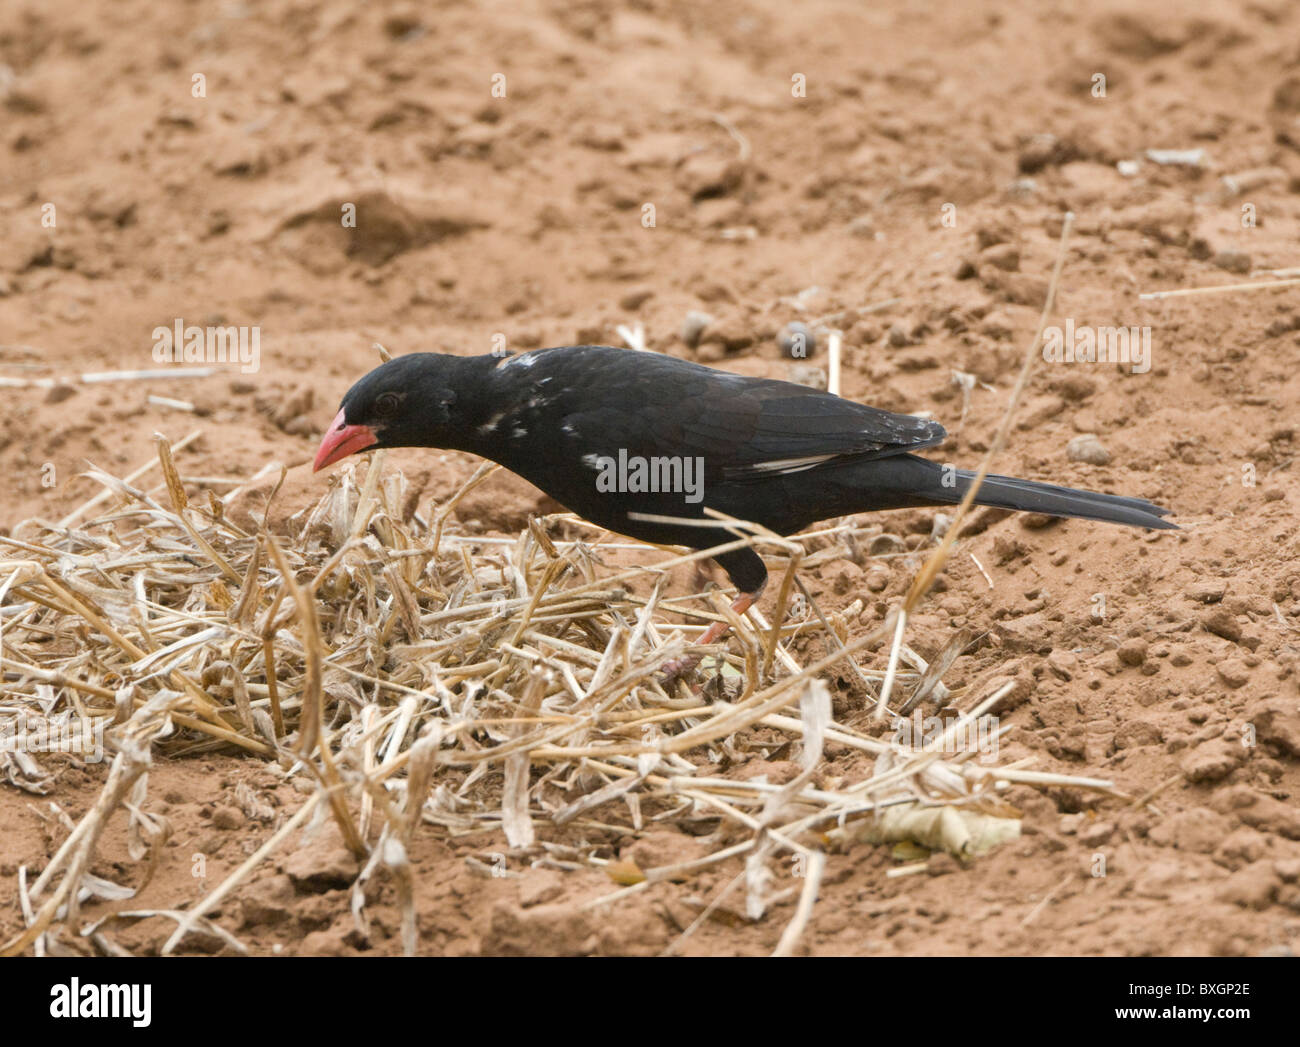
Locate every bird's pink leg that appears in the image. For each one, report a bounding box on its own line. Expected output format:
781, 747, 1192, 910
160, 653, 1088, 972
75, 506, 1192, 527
661, 583, 766, 682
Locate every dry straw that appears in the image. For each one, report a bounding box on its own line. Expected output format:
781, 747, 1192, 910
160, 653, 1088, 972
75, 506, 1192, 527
1, 226, 1123, 954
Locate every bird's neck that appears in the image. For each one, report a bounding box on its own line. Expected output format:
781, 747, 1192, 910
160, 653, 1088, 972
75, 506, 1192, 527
439, 353, 518, 458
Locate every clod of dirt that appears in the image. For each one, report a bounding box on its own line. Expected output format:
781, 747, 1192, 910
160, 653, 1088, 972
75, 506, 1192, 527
1217, 861, 1281, 910
980, 243, 1020, 272
1188, 580, 1227, 604
484, 900, 596, 956
518, 871, 565, 908
1223, 791, 1300, 840
1148, 807, 1231, 853
677, 150, 744, 201
1017, 133, 1081, 173
618, 286, 655, 311
1202, 607, 1243, 642
1116, 638, 1147, 666
1249, 699, 1300, 758
1215, 658, 1250, 689
624, 830, 711, 874
297, 929, 351, 956
979, 267, 1049, 308
1268, 76, 1300, 147
238, 874, 296, 929
276, 186, 491, 270
280, 836, 361, 893
696, 313, 754, 355
1182, 739, 1246, 783
1213, 250, 1252, 274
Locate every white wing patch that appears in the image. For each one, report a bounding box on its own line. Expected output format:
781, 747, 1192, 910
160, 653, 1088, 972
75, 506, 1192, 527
745, 454, 838, 475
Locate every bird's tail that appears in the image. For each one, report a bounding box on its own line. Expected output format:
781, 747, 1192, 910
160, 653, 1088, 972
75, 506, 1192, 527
955, 468, 1175, 529
861, 455, 1176, 530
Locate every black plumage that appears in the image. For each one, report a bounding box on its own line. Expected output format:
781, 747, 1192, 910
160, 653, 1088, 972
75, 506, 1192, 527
314, 345, 1175, 666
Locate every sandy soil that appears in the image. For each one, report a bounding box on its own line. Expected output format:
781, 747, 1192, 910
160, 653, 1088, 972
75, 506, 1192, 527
3, 0, 1300, 956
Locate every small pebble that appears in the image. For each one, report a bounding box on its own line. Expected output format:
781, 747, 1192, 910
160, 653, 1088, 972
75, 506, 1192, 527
1079, 821, 1115, 847
980, 243, 1020, 272
1066, 434, 1110, 465
680, 310, 714, 348
779, 321, 816, 358
786, 363, 827, 389
619, 287, 655, 311
1188, 580, 1226, 604
1213, 250, 1251, 275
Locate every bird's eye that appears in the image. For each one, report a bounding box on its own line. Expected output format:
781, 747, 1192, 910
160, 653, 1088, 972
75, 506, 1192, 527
374, 392, 401, 419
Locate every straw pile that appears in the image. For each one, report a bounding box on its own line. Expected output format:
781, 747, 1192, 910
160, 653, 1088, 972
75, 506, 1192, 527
0, 215, 1125, 957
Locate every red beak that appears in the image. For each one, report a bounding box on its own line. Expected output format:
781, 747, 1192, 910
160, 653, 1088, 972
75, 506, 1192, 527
313, 408, 379, 472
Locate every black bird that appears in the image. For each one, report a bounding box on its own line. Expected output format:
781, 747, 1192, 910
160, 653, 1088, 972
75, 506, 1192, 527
314, 346, 1174, 671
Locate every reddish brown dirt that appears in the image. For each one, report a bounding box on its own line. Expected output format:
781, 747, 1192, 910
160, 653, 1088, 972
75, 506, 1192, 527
3, 0, 1300, 956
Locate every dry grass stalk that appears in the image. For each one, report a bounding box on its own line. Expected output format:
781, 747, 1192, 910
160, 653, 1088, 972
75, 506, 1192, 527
875, 211, 1076, 719
1138, 275, 1300, 300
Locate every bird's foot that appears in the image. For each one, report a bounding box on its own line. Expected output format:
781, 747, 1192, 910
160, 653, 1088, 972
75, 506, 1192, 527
660, 653, 702, 684
659, 585, 764, 688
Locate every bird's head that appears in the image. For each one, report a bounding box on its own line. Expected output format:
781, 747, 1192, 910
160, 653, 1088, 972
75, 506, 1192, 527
313, 353, 457, 471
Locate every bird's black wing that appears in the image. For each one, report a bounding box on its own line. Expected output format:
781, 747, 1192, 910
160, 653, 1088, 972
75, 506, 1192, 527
700, 381, 946, 483
524, 347, 945, 485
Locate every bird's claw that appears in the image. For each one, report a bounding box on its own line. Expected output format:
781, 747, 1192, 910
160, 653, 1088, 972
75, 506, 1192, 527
660, 654, 699, 683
